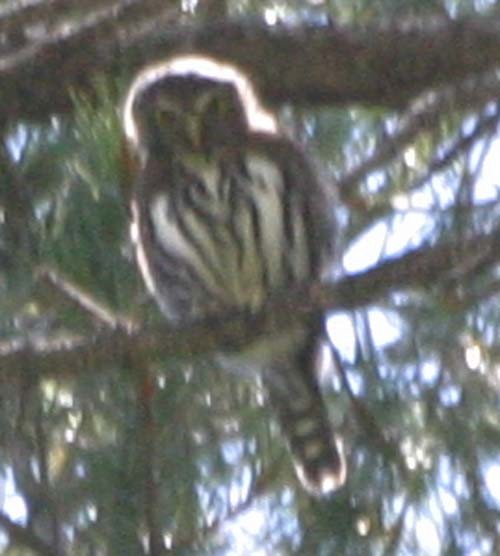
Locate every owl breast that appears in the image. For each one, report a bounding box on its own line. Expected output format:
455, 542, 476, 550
134, 153, 312, 320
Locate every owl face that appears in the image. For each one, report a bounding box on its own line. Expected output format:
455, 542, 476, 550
130, 75, 248, 156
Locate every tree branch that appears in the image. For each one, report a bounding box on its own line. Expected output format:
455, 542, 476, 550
337, 78, 500, 197
1, 226, 499, 382
3, 14, 500, 121
36, 265, 137, 331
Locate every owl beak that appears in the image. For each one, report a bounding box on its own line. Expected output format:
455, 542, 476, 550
186, 117, 202, 150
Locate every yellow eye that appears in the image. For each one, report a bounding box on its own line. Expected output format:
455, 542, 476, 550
195, 88, 230, 118
155, 108, 177, 126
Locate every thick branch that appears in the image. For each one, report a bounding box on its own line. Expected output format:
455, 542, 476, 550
1, 227, 499, 381
3, 14, 500, 121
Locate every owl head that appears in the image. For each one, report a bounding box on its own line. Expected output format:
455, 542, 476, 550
122, 55, 277, 161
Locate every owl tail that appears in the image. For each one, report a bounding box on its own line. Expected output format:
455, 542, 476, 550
264, 320, 346, 497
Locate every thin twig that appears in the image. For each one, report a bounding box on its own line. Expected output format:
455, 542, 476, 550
36, 265, 138, 332
171, 456, 282, 551
331, 345, 400, 459
337, 79, 500, 198
408, 104, 500, 194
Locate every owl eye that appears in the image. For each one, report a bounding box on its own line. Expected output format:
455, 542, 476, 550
155, 107, 178, 126
195, 88, 232, 118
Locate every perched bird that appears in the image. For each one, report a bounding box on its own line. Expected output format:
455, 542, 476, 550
122, 56, 346, 496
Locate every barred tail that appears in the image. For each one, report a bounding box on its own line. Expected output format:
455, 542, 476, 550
264, 320, 346, 496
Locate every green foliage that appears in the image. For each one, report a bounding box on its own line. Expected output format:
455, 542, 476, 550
40, 83, 134, 310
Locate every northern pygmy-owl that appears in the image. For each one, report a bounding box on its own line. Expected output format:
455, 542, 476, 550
122, 56, 346, 496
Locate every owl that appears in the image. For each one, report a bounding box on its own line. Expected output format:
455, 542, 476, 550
122, 55, 346, 496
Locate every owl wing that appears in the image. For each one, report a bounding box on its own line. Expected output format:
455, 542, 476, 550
245, 133, 345, 495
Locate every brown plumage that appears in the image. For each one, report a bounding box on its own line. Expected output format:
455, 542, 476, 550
122, 56, 346, 496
